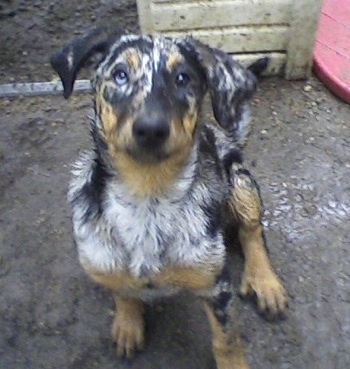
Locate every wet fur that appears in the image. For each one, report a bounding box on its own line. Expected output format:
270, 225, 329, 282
51, 29, 287, 368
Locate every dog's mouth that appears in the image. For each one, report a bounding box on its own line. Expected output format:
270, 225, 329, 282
126, 145, 170, 165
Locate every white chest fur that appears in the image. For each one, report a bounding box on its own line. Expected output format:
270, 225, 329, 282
74, 183, 225, 278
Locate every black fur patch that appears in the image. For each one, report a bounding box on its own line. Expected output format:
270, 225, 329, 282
72, 157, 109, 222
199, 126, 223, 179
104, 38, 153, 71
201, 200, 223, 239
223, 149, 243, 178
210, 258, 234, 327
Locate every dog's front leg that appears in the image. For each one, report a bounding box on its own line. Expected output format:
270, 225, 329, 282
228, 166, 288, 317
111, 296, 145, 358
204, 274, 250, 369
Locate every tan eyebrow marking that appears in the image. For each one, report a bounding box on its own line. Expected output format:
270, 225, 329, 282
125, 49, 141, 72
166, 52, 185, 72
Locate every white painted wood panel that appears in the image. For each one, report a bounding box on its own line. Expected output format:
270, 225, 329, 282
169, 26, 289, 53
136, 0, 323, 78
151, 0, 292, 31
137, 0, 153, 33
285, 0, 323, 79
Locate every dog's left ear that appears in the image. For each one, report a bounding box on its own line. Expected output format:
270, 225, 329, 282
50, 26, 125, 98
183, 38, 258, 131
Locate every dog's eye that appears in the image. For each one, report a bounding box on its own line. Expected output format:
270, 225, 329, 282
175, 73, 190, 88
113, 69, 129, 86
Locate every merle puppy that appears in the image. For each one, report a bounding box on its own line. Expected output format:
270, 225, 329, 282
51, 27, 287, 369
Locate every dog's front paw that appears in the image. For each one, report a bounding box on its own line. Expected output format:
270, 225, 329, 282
240, 269, 288, 318
111, 309, 145, 358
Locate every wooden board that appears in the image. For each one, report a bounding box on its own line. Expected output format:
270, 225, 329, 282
285, 0, 323, 79
151, 0, 292, 31
136, 0, 323, 78
0, 80, 91, 98
168, 25, 289, 53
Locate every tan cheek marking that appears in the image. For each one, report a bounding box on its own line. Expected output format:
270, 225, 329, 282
96, 85, 119, 136
98, 99, 118, 139
104, 115, 134, 164
166, 110, 197, 157
96, 86, 134, 154
167, 118, 192, 154
183, 111, 198, 137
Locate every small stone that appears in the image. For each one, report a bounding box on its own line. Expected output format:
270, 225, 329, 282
303, 205, 317, 216
304, 85, 312, 92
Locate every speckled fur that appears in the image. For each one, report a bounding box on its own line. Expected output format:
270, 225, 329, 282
51, 29, 287, 367
62, 34, 256, 287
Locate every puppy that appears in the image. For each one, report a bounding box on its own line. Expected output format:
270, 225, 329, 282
51, 26, 287, 369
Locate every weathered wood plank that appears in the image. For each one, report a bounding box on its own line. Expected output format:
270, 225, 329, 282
134, 0, 322, 78
136, 0, 153, 33
285, 0, 323, 79
152, 0, 292, 31
168, 25, 289, 53
0, 80, 91, 98
152, 0, 183, 3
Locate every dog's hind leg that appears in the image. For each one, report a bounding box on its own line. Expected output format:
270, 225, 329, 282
111, 296, 145, 358
227, 165, 288, 317
204, 267, 250, 369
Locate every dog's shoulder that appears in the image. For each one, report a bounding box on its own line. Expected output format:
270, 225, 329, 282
68, 150, 110, 223
197, 122, 243, 176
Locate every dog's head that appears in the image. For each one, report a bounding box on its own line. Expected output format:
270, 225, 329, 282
51, 27, 257, 166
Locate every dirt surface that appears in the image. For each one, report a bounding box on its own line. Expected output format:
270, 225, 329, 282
0, 0, 138, 83
0, 1, 349, 369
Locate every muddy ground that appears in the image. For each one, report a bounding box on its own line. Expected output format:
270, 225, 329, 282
0, 1, 349, 369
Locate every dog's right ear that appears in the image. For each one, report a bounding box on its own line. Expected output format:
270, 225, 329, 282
50, 26, 125, 98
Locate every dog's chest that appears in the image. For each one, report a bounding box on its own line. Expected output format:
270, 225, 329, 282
76, 187, 224, 278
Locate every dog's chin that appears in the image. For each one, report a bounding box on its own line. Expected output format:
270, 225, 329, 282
126, 146, 170, 165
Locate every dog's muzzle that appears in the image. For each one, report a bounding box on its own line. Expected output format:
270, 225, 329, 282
130, 116, 170, 163
133, 117, 170, 147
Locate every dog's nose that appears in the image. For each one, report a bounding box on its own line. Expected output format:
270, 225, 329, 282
133, 118, 170, 147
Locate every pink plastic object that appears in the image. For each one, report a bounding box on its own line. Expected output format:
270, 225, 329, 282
313, 0, 350, 104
